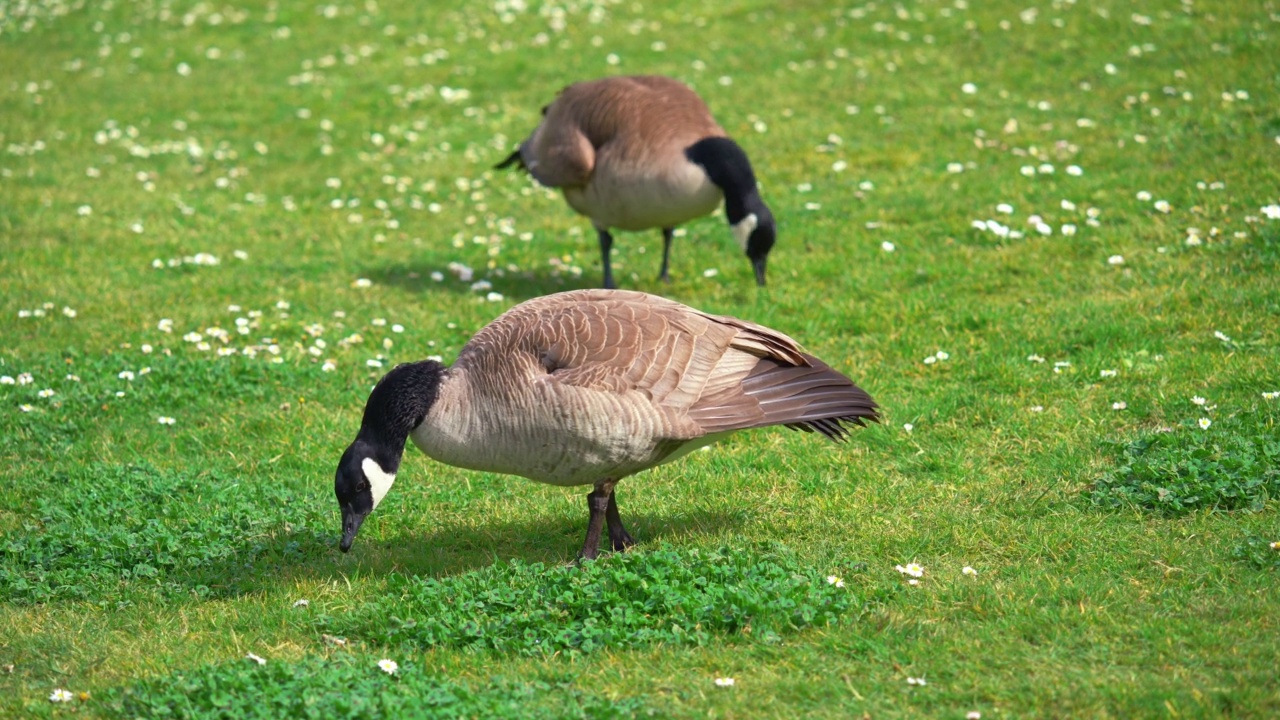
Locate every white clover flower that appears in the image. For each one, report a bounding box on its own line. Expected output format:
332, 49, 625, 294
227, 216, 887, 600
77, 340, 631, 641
714, 677, 735, 687
378, 658, 398, 674
49, 688, 74, 703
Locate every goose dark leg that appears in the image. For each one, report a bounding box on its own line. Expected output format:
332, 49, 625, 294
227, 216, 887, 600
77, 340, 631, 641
657, 227, 675, 283
605, 490, 636, 552
579, 480, 617, 560
596, 228, 617, 289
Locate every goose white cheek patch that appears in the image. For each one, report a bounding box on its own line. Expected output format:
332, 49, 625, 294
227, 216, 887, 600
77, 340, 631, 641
731, 213, 759, 252
362, 457, 397, 511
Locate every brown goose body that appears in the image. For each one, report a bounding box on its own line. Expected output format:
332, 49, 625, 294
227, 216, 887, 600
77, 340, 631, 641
497, 76, 776, 288
334, 290, 877, 558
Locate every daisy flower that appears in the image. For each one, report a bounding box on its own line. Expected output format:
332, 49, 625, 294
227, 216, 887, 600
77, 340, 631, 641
896, 563, 924, 578
378, 658, 398, 675
49, 688, 74, 703
714, 677, 735, 687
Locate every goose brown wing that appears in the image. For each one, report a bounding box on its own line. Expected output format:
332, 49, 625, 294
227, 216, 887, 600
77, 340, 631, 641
460, 290, 878, 441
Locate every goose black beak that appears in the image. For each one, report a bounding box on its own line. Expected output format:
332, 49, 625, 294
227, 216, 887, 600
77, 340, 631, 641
339, 506, 368, 553
752, 256, 768, 287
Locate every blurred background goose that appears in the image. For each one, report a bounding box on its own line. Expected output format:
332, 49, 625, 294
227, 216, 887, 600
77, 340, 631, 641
334, 289, 877, 559
496, 75, 776, 289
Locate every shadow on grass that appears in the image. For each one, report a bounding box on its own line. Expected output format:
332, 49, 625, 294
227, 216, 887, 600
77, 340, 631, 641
361, 260, 596, 302
4, 463, 747, 605
352, 507, 748, 576
157, 507, 747, 599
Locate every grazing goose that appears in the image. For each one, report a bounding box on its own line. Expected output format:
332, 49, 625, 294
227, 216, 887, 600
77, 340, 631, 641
496, 75, 776, 289
334, 289, 878, 559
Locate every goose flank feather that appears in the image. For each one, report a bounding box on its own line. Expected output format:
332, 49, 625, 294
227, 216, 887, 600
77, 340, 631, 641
334, 289, 877, 559
496, 75, 776, 289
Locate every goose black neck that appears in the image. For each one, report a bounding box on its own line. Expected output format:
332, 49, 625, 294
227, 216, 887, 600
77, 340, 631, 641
684, 136, 764, 224
357, 360, 445, 469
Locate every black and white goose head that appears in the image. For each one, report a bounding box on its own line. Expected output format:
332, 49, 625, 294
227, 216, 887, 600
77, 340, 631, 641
334, 360, 444, 552
684, 136, 776, 286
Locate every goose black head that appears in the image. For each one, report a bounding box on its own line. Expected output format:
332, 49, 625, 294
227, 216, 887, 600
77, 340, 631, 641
735, 201, 775, 287
334, 360, 444, 552
334, 439, 398, 552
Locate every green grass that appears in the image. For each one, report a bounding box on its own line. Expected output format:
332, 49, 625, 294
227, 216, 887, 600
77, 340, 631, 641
2, 0, 1279, 717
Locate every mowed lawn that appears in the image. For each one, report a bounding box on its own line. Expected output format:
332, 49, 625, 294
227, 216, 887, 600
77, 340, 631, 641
2, 0, 1279, 717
